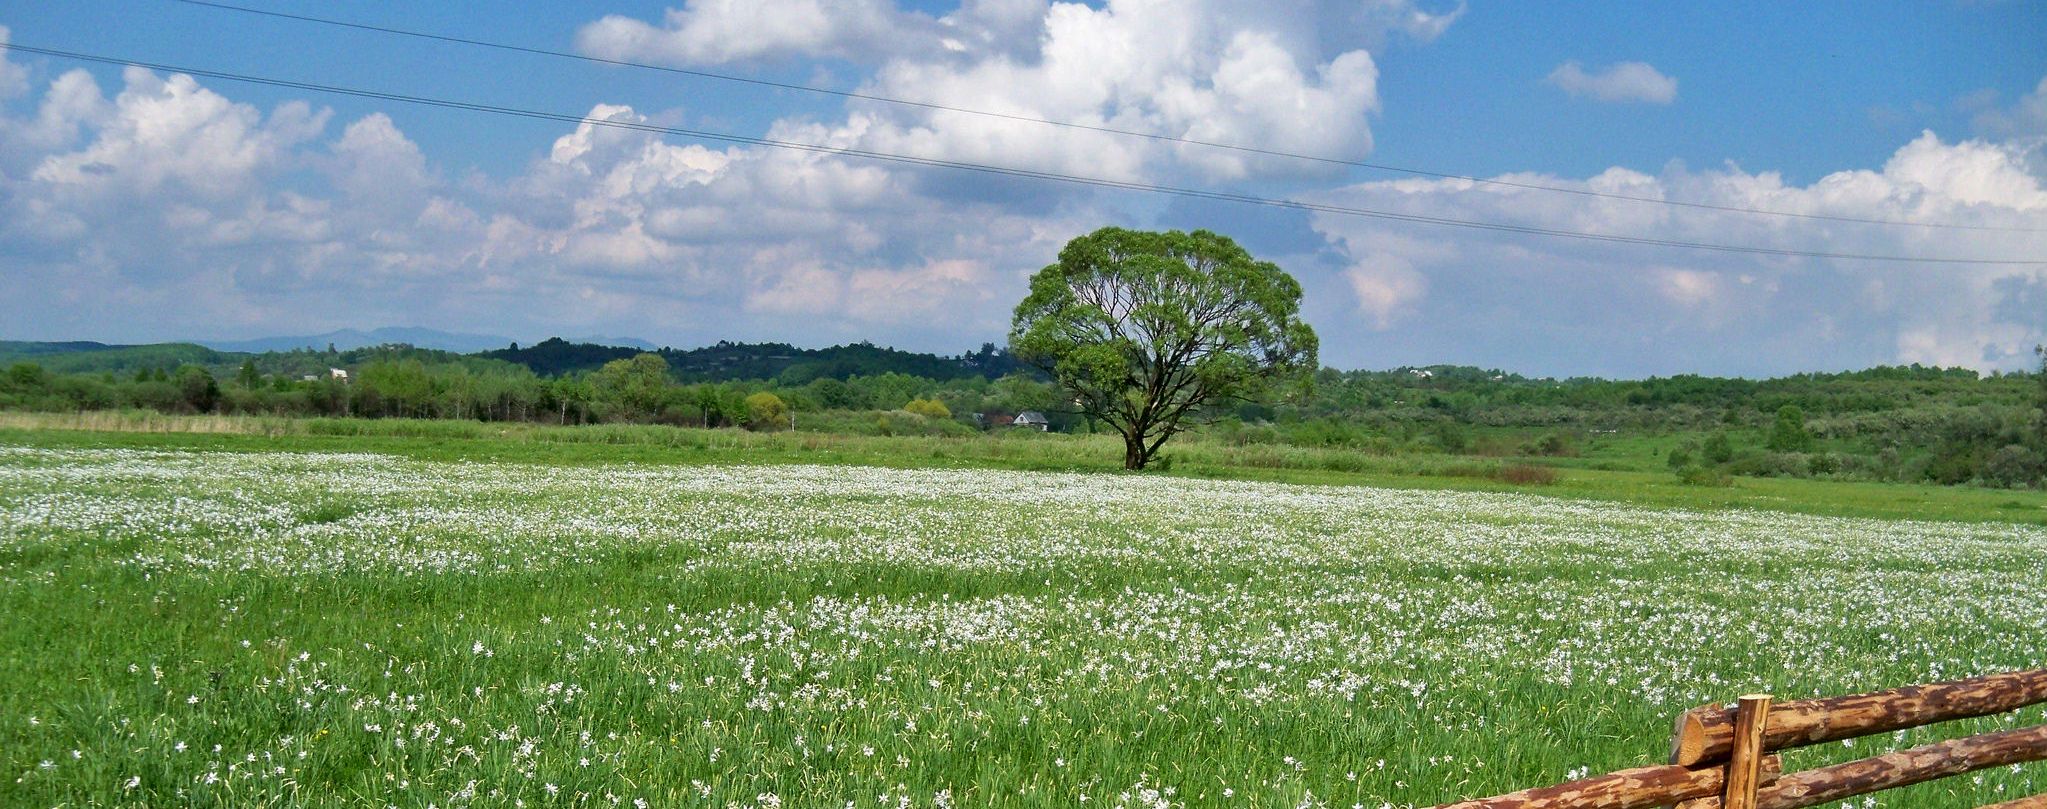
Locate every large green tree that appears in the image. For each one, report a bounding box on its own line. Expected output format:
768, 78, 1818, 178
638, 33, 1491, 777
1011, 227, 1318, 470
590, 353, 673, 422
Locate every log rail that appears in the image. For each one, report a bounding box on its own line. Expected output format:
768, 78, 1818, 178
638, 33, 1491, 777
1428, 668, 2047, 809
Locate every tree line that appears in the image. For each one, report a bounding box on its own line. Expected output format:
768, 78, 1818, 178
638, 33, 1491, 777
2, 347, 2042, 487
0, 351, 1071, 434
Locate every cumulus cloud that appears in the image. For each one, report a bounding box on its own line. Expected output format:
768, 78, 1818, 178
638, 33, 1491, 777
1304, 132, 2047, 374
575, 0, 940, 65
0, 55, 1093, 346
1546, 60, 1678, 105
578, 0, 1403, 184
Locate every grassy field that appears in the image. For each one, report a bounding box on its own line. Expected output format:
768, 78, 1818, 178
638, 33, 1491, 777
1, 425, 2043, 807
4, 411, 2045, 525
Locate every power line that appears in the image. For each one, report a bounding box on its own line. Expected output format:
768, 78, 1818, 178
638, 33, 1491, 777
3, 41, 2041, 267
161, 0, 2043, 234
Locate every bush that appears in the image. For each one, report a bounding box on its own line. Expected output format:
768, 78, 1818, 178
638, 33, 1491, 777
1923, 442, 1984, 486
1727, 450, 1808, 478
1983, 444, 2044, 489
1766, 405, 1814, 452
1806, 452, 1842, 477
875, 410, 975, 437
1525, 432, 1576, 457
743, 392, 788, 431
1676, 465, 1734, 487
1666, 446, 1694, 470
1703, 432, 1734, 464
1430, 422, 1469, 453
1496, 464, 1560, 486
903, 397, 951, 420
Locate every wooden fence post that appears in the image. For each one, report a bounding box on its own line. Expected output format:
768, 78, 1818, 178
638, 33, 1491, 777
1723, 695, 1773, 809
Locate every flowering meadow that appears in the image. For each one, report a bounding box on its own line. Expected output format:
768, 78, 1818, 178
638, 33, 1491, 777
1, 445, 2043, 807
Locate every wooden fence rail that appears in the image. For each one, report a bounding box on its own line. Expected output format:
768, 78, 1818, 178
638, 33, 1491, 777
1430, 668, 2047, 809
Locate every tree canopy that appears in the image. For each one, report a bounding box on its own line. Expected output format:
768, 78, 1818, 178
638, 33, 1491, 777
1011, 227, 1318, 469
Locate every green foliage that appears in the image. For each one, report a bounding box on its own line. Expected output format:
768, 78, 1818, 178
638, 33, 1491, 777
1703, 432, 1734, 465
1677, 464, 1735, 487
173, 365, 220, 414
1010, 227, 1318, 470
590, 353, 672, 422
357, 360, 435, 418
903, 397, 951, 420
481, 337, 1026, 381
1766, 404, 1814, 451
1807, 452, 1842, 477
2, 335, 2044, 490
1430, 422, 1469, 453
0, 340, 232, 375
743, 391, 788, 430
872, 409, 975, 437
1527, 432, 1575, 457
1983, 445, 2044, 489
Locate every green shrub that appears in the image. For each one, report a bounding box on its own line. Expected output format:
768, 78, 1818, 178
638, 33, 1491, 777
1766, 405, 1814, 451
1526, 432, 1576, 457
1676, 465, 1734, 487
903, 397, 951, 420
743, 392, 788, 431
1497, 464, 1561, 485
1983, 444, 2043, 489
1806, 453, 1842, 477
875, 410, 974, 438
1703, 432, 1734, 464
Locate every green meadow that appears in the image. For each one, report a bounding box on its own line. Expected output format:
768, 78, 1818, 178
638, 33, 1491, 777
1, 422, 2043, 807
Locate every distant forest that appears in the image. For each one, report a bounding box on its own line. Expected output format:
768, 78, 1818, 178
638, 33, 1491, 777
2, 337, 2043, 489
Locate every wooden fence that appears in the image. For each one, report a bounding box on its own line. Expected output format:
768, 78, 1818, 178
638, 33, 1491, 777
1429, 667, 2047, 809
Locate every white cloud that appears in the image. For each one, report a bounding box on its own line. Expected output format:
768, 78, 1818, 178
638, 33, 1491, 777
1304, 132, 2047, 373
1967, 76, 2047, 139
1546, 60, 1678, 105
28, 67, 327, 202
1344, 253, 1427, 329
1352, 0, 1466, 44
575, 0, 937, 65
0, 57, 1089, 346
578, 0, 1400, 183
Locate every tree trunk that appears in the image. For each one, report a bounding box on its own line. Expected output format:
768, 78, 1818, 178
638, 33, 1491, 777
1123, 432, 1148, 470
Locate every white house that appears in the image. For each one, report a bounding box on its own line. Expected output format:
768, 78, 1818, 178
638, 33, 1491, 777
1013, 411, 1051, 431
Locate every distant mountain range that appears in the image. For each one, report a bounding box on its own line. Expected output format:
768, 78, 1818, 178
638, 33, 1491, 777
196, 328, 657, 354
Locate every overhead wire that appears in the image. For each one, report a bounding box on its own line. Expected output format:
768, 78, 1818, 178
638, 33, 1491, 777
158, 0, 2044, 234
2, 41, 2041, 266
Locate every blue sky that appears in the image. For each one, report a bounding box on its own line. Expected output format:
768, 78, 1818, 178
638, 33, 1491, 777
1, 0, 2043, 376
